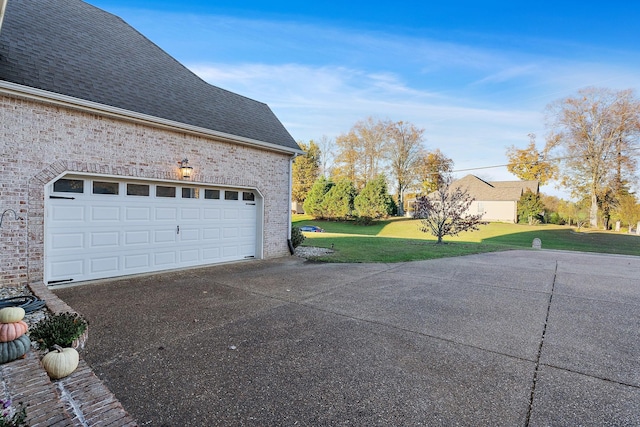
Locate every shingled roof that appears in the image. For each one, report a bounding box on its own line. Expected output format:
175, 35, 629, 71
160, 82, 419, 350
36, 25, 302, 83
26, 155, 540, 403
0, 0, 300, 151
453, 175, 539, 201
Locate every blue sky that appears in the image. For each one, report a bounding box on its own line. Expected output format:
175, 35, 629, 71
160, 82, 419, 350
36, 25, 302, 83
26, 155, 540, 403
88, 1, 640, 196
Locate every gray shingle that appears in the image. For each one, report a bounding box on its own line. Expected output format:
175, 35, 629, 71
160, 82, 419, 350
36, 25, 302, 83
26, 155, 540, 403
453, 175, 539, 201
0, 0, 299, 151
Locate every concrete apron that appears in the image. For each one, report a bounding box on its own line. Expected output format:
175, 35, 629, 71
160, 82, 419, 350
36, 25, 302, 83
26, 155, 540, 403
53, 250, 640, 426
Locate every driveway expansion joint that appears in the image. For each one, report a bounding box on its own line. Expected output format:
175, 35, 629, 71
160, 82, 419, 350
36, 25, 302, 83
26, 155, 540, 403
525, 260, 558, 426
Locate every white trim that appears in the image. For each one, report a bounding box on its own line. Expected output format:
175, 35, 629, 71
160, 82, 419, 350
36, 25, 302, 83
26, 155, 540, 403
0, 81, 304, 156
0, 0, 8, 33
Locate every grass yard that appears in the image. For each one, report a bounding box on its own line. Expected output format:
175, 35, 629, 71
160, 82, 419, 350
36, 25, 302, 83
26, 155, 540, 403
292, 215, 640, 262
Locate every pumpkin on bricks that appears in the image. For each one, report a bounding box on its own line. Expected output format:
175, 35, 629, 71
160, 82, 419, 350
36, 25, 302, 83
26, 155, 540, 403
41, 345, 79, 379
0, 334, 31, 364
0, 321, 28, 342
0, 307, 25, 324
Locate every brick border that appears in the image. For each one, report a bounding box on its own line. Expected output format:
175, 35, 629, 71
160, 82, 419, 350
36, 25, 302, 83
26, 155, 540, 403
0, 282, 138, 425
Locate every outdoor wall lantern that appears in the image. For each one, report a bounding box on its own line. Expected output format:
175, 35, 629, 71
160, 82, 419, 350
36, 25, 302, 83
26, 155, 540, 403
178, 158, 193, 179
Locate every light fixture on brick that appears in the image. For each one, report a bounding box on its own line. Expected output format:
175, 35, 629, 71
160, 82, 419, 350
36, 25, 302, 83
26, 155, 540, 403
178, 158, 193, 179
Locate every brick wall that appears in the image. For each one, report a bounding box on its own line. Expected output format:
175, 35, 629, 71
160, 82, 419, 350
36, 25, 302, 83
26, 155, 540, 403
0, 94, 293, 287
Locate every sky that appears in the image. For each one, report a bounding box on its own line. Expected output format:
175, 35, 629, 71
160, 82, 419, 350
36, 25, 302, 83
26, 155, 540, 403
87, 1, 640, 197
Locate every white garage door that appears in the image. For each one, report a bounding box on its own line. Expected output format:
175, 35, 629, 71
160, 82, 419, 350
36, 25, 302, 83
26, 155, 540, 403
45, 176, 259, 285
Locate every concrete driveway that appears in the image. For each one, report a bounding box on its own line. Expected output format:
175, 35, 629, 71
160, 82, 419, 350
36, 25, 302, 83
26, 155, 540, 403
53, 250, 640, 426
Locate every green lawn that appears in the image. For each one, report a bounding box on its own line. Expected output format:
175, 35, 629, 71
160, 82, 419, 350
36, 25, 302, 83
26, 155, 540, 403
293, 214, 640, 262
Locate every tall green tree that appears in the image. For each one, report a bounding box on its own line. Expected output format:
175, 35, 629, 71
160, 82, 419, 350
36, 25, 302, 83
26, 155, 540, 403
545, 87, 640, 228
354, 174, 393, 219
292, 141, 321, 203
303, 176, 333, 219
386, 121, 425, 216
506, 134, 557, 185
322, 179, 357, 220
517, 190, 544, 225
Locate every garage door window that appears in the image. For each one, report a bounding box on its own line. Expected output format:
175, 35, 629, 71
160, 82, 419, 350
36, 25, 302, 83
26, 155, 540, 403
224, 191, 239, 201
156, 186, 176, 198
243, 192, 255, 201
182, 188, 199, 199
205, 189, 220, 199
53, 178, 84, 193
127, 183, 149, 196
93, 181, 119, 195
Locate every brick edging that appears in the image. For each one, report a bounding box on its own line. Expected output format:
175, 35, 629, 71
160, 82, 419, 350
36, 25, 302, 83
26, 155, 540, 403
24, 282, 137, 425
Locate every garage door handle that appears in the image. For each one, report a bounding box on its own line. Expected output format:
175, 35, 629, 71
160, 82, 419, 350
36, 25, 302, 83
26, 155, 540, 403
177, 225, 180, 234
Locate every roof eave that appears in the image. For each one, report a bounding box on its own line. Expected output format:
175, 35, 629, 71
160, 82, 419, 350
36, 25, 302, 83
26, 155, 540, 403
0, 81, 304, 156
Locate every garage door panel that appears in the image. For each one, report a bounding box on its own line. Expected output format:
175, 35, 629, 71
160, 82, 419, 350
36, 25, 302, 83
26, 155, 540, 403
155, 207, 178, 220
50, 232, 84, 250
46, 178, 258, 284
180, 229, 199, 241
51, 205, 84, 221
202, 247, 221, 260
50, 259, 84, 278
154, 229, 177, 243
91, 231, 120, 248
124, 253, 150, 269
125, 230, 150, 245
154, 251, 177, 265
224, 208, 238, 219
203, 208, 221, 219
223, 227, 239, 238
91, 206, 120, 221
181, 208, 200, 220
223, 246, 238, 257
90, 257, 119, 274
240, 244, 255, 256
125, 207, 151, 221
240, 209, 255, 220
180, 249, 200, 263
203, 228, 220, 240
240, 226, 255, 237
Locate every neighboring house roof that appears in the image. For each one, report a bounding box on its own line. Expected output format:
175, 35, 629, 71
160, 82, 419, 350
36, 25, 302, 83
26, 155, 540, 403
453, 175, 539, 201
0, 0, 299, 152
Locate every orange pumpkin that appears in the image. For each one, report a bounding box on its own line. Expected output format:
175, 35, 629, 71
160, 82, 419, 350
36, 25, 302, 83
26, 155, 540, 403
0, 321, 28, 342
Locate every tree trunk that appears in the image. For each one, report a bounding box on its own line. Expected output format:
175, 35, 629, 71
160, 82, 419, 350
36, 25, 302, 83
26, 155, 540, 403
590, 191, 598, 228
397, 183, 404, 216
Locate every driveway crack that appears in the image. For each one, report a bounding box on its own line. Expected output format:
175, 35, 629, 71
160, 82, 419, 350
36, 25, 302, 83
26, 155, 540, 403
525, 260, 558, 426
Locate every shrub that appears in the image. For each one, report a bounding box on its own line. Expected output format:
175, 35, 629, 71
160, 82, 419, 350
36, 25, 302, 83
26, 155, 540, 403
30, 312, 88, 351
290, 226, 305, 248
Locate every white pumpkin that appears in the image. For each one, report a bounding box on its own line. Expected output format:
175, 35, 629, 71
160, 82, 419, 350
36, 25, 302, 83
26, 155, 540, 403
41, 345, 79, 379
0, 307, 25, 324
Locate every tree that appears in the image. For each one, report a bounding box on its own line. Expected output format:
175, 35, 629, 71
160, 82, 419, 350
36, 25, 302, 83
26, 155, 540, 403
322, 179, 357, 220
354, 174, 393, 220
517, 190, 544, 225
545, 87, 640, 228
414, 149, 454, 194
506, 134, 557, 185
303, 176, 333, 219
614, 193, 640, 232
540, 194, 561, 224
386, 121, 425, 216
333, 117, 389, 190
414, 175, 485, 244
316, 135, 335, 178
292, 141, 321, 203
557, 199, 590, 230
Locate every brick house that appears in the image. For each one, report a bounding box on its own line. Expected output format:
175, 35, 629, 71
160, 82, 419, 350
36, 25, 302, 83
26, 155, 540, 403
0, 0, 302, 287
